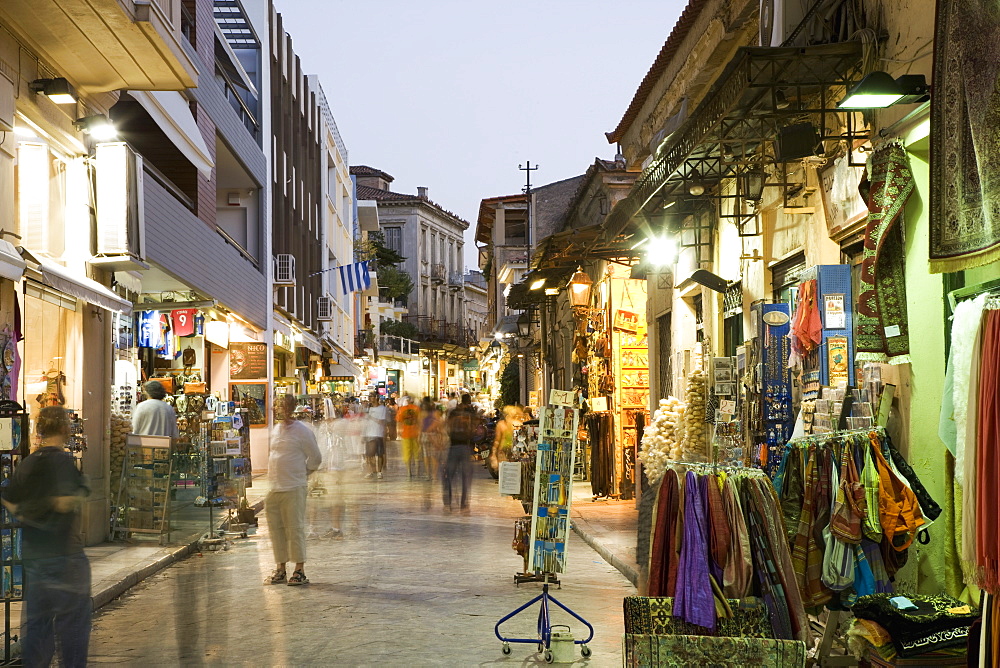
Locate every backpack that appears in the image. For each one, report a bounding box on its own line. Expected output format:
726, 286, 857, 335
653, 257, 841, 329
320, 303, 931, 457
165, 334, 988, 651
448, 408, 480, 444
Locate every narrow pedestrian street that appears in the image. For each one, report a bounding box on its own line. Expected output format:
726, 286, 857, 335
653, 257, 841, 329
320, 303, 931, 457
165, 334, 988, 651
88, 461, 633, 666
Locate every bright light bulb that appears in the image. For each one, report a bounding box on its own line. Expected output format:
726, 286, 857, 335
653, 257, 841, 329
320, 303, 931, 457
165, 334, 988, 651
647, 236, 677, 267
529, 279, 546, 290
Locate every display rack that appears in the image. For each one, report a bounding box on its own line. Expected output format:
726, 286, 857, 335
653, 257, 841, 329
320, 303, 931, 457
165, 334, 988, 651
112, 434, 174, 545
0, 401, 27, 664
495, 402, 594, 662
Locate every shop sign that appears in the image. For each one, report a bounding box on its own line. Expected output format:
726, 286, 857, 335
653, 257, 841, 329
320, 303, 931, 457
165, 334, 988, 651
824, 295, 846, 329
274, 330, 292, 351
462, 360, 479, 371
230, 342, 267, 379
613, 309, 640, 332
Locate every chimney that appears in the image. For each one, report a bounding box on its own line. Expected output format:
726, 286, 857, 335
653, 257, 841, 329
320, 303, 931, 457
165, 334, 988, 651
417, 186, 428, 200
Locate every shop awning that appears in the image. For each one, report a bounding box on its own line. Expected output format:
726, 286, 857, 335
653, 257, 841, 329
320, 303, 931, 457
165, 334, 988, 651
130, 91, 214, 178
492, 314, 521, 337
592, 41, 866, 250
0, 240, 26, 282
298, 330, 322, 355
38, 260, 131, 314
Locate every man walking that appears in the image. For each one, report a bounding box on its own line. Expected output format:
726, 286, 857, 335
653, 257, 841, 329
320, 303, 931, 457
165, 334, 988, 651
265, 394, 322, 586
442, 394, 483, 511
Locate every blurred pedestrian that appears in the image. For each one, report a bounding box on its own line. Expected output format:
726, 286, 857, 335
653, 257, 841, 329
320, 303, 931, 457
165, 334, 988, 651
490, 405, 521, 477
265, 394, 321, 586
419, 398, 446, 481
363, 395, 388, 479
131, 380, 178, 441
2, 406, 91, 668
442, 394, 483, 511
396, 395, 421, 478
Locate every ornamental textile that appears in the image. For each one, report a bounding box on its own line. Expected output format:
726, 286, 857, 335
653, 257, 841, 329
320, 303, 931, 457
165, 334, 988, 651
930, 0, 1000, 272
673, 471, 715, 630
622, 634, 807, 668
855, 144, 915, 364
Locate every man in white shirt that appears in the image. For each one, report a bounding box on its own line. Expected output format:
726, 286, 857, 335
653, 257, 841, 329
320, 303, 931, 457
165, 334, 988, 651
131, 381, 179, 441
363, 396, 388, 479
264, 394, 322, 586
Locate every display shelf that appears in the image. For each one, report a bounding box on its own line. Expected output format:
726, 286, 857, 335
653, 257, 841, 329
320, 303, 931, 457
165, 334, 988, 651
0, 403, 27, 664
112, 434, 174, 544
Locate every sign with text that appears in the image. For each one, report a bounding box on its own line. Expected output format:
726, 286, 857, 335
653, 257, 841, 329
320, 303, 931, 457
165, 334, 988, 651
229, 342, 267, 380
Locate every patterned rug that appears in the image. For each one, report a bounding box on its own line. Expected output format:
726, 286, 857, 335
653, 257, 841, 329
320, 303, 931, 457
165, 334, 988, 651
930, 0, 1000, 272
855, 144, 915, 364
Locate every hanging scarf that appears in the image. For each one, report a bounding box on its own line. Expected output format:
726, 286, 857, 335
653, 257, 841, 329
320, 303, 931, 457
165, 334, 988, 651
780, 446, 806, 545
854, 144, 916, 364
975, 311, 1000, 593
822, 449, 855, 592
647, 469, 679, 597
940, 294, 989, 462
747, 476, 810, 644
791, 447, 832, 608
963, 306, 986, 587
10, 291, 22, 402
830, 440, 865, 544
861, 442, 884, 542
788, 279, 823, 369
706, 474, 731, 586
722, 476, 752, 598
674, 471, 716, 629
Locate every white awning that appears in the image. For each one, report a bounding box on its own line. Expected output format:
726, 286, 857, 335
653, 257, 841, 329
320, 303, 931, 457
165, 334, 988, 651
130, 91, 214, 178
0, 240, 25, 282
39, 261, 131, 314
298, 330, 322, 354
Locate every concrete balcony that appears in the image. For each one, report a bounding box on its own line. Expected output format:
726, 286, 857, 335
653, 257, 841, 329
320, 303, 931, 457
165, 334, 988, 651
430, 263, 446, 284
0, 0, 199, 93
494, 244, 528, 285
448, 272, 465, 290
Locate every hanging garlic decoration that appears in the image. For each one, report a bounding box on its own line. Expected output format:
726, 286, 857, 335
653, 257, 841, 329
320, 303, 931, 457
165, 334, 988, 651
638, 396, 685, 483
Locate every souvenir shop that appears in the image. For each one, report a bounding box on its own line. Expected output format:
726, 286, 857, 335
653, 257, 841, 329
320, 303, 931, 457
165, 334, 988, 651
579, 263, 649, 502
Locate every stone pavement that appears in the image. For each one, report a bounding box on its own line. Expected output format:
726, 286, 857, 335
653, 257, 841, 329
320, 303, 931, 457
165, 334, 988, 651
78, 461, 643, 617
87, 458, 636, 666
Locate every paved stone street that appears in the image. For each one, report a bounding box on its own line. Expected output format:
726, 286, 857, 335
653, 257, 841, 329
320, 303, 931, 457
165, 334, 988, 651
88, 460, 634, 666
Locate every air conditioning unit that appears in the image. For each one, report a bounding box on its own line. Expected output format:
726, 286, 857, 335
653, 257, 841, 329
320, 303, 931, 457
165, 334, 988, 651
317, 295, 333, 321
274, 254, 296, 285
759, 0, 811, 47
95, 142, 145, 262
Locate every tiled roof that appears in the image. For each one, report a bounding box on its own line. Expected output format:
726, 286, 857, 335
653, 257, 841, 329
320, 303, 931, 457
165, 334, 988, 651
355, 184, 414, 202
605, 0, 708, 144
355, 184, 471, 229
350, 165, 394, 182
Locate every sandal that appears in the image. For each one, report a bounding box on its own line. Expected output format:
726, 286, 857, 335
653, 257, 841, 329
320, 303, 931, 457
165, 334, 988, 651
265, 569, 286, 585
287, 569, 309, 586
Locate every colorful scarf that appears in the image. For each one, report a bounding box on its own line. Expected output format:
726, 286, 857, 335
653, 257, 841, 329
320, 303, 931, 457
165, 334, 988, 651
674, 472, 716, 629
788, 279, 823, 369
648, 469, 679, 597
791, 447, 832, 608
975, 311, 1000, 593
871, 437, 925, 551
722, 477, 752, 598
855, 144, 915, 364
706, 474, 730, 586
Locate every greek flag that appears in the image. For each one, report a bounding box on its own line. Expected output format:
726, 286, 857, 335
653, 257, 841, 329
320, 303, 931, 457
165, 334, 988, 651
337, 260, 372, 296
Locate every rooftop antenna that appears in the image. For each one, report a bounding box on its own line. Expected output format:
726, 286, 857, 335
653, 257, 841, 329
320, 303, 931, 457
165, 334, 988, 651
518, 161, 539, 268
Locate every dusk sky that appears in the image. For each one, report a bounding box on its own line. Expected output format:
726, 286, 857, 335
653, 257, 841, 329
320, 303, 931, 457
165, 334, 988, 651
275, 0, 687, 270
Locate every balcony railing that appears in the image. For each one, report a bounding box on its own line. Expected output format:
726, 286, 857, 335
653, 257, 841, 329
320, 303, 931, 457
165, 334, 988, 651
448, 272, 465, 289
378, 335, 420, 356
494, 245, 528, 269
402, 316, 474, 348
430, 263, 446, 284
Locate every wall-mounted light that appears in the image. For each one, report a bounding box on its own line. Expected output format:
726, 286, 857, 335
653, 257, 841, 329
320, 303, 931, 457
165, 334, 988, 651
838, 72, 930, 109
544, 287, 559, 296
646, 235, 678, 268
687, 169, 706, 196
529, 278, 546, 291
568, 270, 593, 308
73, 115, 117, 141
30, 78, 78, 105
739, 167, 768, 202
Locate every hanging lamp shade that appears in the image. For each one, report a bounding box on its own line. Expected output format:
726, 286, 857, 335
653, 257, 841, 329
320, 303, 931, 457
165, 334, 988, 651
568, 270, 593, 308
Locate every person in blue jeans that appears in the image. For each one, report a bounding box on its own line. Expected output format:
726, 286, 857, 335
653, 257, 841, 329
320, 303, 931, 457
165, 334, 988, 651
2, 406, 91, 667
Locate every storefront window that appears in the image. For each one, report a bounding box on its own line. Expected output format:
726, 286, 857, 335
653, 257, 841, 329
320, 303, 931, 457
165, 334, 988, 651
22, 284, 82, 422
770, 253, 806, 306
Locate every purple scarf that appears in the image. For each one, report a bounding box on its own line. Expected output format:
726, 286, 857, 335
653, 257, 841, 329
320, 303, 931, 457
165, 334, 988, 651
674, 471, 716, 630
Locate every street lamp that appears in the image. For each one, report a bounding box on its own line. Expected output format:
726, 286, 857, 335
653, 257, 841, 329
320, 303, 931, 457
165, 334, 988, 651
568, 270, 592, 309
516, 312, 531, 337
739, 167, 768, 202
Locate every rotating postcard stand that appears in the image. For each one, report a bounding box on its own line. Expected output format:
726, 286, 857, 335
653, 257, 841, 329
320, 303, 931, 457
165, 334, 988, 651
495, 402, 594, 662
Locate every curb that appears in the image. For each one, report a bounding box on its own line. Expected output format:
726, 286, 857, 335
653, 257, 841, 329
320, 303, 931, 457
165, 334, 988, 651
90, 498, 266, 611
570, 517, 640, 587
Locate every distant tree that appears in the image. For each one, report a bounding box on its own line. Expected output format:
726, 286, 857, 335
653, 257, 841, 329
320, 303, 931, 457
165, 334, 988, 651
497, 358, 520, 409
380, 319, 419, 339
357, 231, 413, 301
